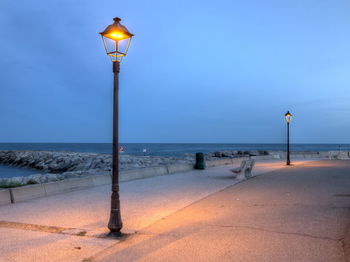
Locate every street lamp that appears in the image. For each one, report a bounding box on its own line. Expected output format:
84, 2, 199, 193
100, 17, 134, 236
284, 111, 293, 166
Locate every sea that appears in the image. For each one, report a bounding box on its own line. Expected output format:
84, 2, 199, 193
0, 143, 349, 178
0, 143, 349, 157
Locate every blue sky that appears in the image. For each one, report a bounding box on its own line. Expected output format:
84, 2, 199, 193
0, 0, 350, 143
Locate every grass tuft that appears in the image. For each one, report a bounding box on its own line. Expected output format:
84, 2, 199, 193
27, 179, 38, 185
76, 231, 87, 236
0, 181, 24, 188
0, 179, 39, 188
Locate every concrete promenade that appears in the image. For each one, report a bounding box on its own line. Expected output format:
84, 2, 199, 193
0, 159, 348, 261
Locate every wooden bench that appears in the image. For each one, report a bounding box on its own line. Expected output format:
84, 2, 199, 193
230, 159, 255, 180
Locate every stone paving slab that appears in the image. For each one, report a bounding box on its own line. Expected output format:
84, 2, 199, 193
0, 227, 115, 262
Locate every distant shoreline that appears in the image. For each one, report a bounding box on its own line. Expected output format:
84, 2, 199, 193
0, 143, 349, 157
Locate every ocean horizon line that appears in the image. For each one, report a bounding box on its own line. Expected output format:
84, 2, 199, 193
1, 142, 350, 145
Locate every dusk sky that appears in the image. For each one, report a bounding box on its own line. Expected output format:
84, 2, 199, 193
1, 0, 350, 143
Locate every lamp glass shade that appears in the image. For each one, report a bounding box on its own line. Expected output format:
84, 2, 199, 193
285, 111, 293, 123
100, 17, 134, 62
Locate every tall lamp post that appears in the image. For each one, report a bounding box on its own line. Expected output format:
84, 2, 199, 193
99, 17, 134, 235
285, 111, 293, 166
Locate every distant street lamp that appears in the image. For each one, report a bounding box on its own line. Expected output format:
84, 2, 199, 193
100, 17, 134, 236
285, 111, 293, 166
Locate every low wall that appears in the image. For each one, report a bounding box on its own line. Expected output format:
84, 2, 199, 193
7, 175, 111, 203
252, 154, 281, 160
207, 158, 234, 167
167, 163, 194, 174
0, 189, 11, 206
120, 166, 169, 182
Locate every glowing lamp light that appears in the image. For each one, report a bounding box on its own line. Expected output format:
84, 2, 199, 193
285, 111, 293, 123
110, 33, 121, 39
100, 17, 134, 62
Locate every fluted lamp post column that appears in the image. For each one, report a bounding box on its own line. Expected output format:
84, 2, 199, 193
285, 111, 293, 166
99, 17, 134, 236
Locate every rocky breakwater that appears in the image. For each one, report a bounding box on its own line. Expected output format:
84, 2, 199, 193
0, 150, 270, 187
0, 151, 195, 186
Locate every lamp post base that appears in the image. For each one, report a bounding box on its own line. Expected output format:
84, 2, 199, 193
107, 231, 123, 238
107, 190, 123, 233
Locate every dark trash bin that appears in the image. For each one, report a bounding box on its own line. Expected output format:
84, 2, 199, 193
195, 152, 205, 169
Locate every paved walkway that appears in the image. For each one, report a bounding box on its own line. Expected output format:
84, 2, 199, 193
0, 159, 342, 261
93, 160, 350, 262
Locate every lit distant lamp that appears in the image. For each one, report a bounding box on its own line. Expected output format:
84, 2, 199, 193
99, 17, 134, 236
284, 111, 293, 166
